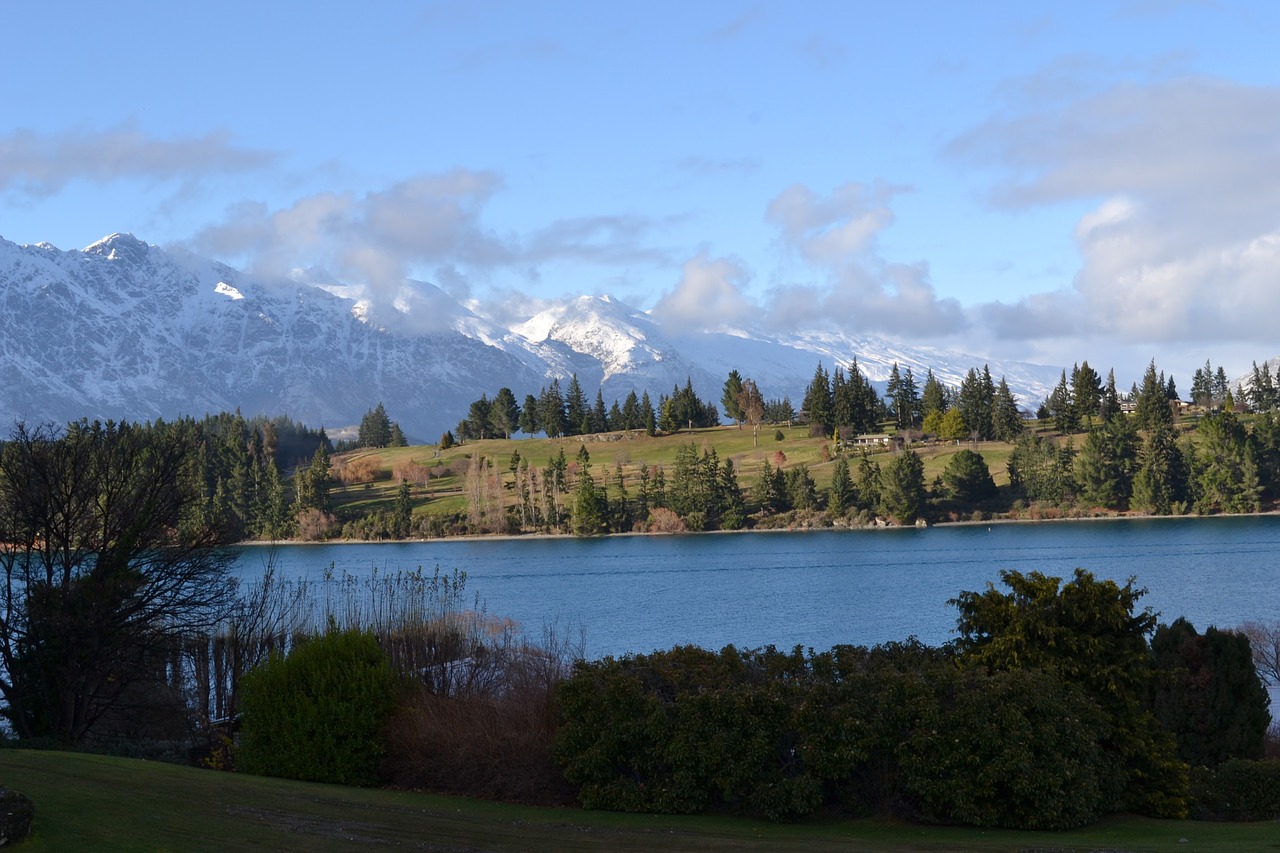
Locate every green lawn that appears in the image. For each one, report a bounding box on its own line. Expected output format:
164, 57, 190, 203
3, 750, 1277, 852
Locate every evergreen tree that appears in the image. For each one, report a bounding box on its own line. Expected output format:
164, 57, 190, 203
621, 390, 641, 431
519, 394, 541, 436
1152, 618, 1270, 766
827, 455, 853, 515
388, 423, 407, 447
1099, 369, 1121, 423
991, 377, 1024, 442
802, 363, 833, 435
540, 380, 567, 438
1131, 423, 1187, 515
855, 453, 881, 512
784, 464, 818, 510
640, 391, 657, 436
942, 449, 996, 503
957, 367, 995, 440
1075, 418, 1140, 510
752, 459, 785, 514
1008, 433, 1075, 505
1135, 360, 1174, 431
564, 374, 588, 436
1213, 366, 1230, 404
591, 389, 609, 434
719, 459, 746, 530
879, 449, 925, 523
1072, 361, 1103, 426
570, 468, 608, 536
393, 478, 413, 538
1189, 410, 1262, 514
463, 395, 493, 440
1191, 360, 1214, 407
722, 370, 746, 425
887, 363, 919, 429
921, 368, 949, 419
1048, 370, 1080, 435
489, 388, 521, 439
357, 402, 393, 448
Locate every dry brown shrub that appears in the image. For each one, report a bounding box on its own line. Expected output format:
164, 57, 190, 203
335, 456, 380, 485
295, 508, 338, 540
646, 507, 687, 533
393, 460, 432, 486
380, 625, 582, 804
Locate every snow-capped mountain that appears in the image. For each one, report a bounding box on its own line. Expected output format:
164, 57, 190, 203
0, 234, 1063, 438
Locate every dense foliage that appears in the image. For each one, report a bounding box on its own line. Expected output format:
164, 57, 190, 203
238, 629, 401, 785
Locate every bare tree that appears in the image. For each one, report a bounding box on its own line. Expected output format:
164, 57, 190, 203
0, 421, 236, 743
1239, 620, 1280, 686
737, 379, 766, 447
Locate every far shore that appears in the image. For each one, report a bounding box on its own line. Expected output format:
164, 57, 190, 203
238, 507, 1280, 548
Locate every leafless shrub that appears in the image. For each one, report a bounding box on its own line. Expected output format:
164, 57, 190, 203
646, 507, 687, 533
295, 508, 338, 540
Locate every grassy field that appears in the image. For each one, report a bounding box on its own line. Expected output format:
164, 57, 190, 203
326, 422, 1031, 523
2, 749, 1277, 852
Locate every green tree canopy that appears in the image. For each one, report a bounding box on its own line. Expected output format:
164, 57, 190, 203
951, 569, 1188, 817
941, 449, 996, 503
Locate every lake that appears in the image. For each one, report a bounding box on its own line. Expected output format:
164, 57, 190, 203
234, 516, 1280, 660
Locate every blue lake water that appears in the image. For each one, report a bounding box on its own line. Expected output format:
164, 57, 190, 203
233, 516, 1280, 660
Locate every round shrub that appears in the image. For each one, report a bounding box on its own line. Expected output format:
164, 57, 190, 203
899, 668, 1111, 830
1190, 759, 1280, 821
238, 629, 401, 785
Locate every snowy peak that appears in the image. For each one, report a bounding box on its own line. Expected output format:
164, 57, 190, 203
0, 232, 1065, 437
83, 232, 151, 262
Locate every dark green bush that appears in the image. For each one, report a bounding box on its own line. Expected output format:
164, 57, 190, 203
1190, 759, 1280, 821
237, 629, 400, 785
554, 645, 821, 820
899, 668, 1111, 830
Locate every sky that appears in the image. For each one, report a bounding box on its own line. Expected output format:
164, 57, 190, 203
4, 0, 1280, 388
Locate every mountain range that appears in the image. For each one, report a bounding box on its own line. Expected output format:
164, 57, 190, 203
0, 233, 1066, 440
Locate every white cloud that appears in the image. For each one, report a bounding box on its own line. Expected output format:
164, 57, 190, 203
951, 75, 1280, 353
760, 182, 968, 337
0, 122, 274, 197
650, 253, 758, 333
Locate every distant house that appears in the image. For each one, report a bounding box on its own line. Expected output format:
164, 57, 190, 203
849, 433, 894, 447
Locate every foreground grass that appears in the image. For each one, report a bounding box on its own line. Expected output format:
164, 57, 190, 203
2, 750, 1276, 852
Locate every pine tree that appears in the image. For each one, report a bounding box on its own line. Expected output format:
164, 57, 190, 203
519, 394, 541, 436
802, 363, 833, 435
388, 423, 406, 447
1072, 361, 1103, 426
564, 374, 588, 436
1135, 360, 1174, 432
591, 389, 609, 434
393, 478, 413, 538
1075, 418, 1140, 509
1132, 423, 1186, 514
489, 388, 521, 439
921, 368, 949, 419
621, 391, 641, 431
719, 459, 746, 530
722, 370, 746, 425
879, 450, 925, 523
992, 377, 1024, 442
828, 455, 853, 515
1049, 370, 1080, 435
1100, 369, 1121, 423
640, 391, 656, 436
358, 402, 392, 448
540, 380, 567, 438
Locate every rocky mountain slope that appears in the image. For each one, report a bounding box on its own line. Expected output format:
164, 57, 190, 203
0, 234, 1063, 439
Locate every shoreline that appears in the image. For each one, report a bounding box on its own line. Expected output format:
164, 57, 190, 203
238, 507, 1280, 547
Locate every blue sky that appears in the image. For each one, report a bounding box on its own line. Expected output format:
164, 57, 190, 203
4, 1, 1280, 386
